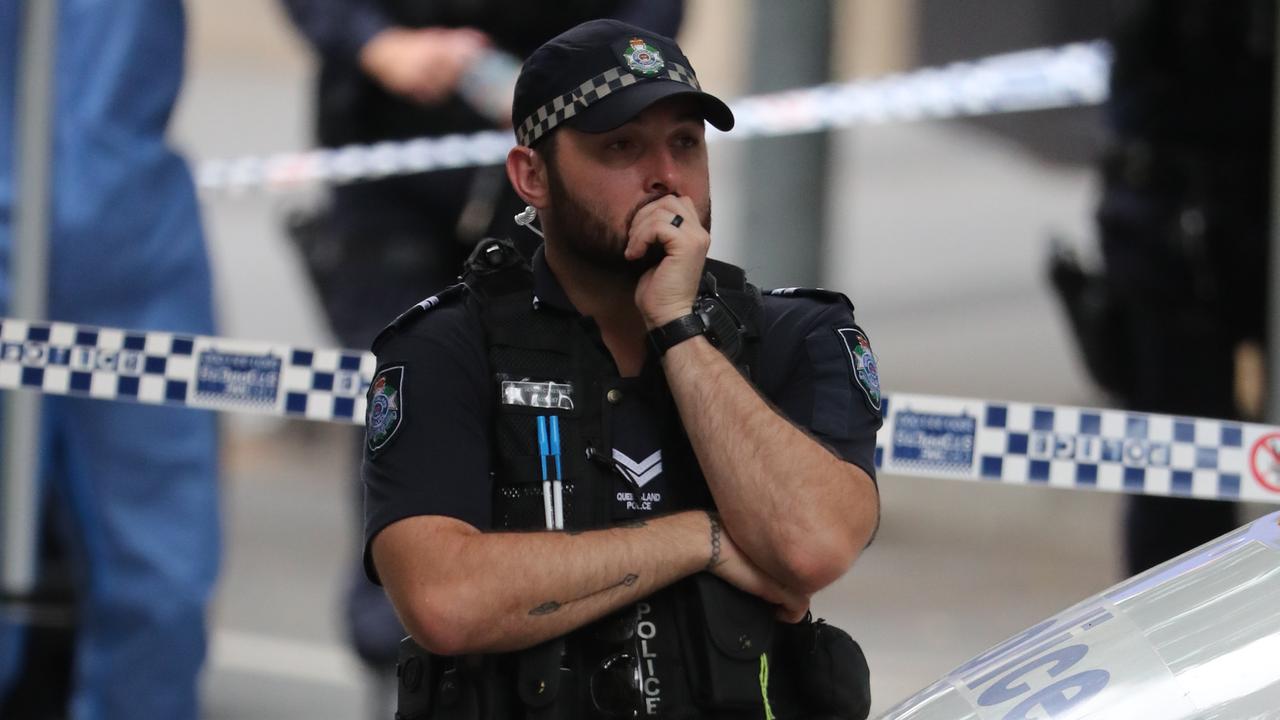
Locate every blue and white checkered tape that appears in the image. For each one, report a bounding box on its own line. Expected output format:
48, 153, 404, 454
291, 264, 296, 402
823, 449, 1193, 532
197, 41, 1110, 193
5, 317, 1280, 506
0, 318, 375, 424
874, 394, 1280, 505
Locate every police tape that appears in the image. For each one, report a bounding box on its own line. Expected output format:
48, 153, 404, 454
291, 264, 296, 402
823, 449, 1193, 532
875, 394, 1280, 506
0, 317, 374, 424
4, 316, 1276, 506
196, 41, 1110, 194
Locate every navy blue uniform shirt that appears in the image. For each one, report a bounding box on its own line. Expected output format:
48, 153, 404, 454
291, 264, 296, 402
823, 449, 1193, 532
362, 247, 881, 581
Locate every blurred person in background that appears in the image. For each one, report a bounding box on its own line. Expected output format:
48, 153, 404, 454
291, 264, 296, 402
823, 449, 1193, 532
0, 1, 220, 719
1055, 0, 1273, 575
278, 0, 685, 702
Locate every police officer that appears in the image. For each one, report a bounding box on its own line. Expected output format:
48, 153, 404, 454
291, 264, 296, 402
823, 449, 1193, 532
364, 20, 879, 718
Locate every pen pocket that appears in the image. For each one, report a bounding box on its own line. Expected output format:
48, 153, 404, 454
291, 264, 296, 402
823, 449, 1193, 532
492, 405, 579, 531
493, 481, 576, 532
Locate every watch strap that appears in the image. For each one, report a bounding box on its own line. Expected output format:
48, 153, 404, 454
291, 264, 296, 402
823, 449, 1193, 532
647, 312, 706, 356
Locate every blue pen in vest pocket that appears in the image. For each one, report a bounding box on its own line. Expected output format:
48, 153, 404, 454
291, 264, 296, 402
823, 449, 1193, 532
537, 415, 553, 529
549, 415, 564, 529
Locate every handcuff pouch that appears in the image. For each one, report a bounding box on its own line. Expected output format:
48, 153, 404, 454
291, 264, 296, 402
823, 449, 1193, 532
681, 573, 775, 710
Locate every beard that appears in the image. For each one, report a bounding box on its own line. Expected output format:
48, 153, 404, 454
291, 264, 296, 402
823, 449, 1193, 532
542, 162, 711, 277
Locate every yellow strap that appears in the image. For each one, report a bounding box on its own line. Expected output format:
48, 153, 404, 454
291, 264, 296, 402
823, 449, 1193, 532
760, 653, 776, 720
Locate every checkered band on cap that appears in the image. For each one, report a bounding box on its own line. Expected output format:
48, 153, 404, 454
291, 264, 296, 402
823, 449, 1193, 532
516, 62, 701, 147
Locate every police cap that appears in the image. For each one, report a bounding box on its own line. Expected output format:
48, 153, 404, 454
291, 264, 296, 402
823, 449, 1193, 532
512, 18, 735, 148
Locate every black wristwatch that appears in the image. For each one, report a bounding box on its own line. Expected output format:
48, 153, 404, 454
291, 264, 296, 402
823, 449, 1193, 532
647, 295, 743, 358
648, 311, 708, 356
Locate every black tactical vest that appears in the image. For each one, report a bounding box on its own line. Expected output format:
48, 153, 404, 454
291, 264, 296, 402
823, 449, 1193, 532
462, 239, 761, 533
467, 238, 767, 717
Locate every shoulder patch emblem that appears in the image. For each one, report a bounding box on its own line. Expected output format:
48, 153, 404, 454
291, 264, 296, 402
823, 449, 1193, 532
835, 328, 881, 414
366, 365, 405, 452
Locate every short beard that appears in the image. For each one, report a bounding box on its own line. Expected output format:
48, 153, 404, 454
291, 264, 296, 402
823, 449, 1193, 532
542, 156, 711, 277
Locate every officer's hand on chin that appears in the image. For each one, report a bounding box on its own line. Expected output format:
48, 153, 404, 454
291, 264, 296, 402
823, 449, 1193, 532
626, 193, 709, 329
708, 523, 811, 623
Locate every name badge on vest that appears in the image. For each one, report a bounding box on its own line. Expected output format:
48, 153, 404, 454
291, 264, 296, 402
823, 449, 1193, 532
499, 376, 575, 410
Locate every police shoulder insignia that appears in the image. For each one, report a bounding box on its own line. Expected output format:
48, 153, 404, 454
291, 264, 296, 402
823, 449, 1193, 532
366, 365, 405, 452
767, 287, 854, 310
623, 37, 664, 76
834, 327, 881, 414
371, 283, 468, 353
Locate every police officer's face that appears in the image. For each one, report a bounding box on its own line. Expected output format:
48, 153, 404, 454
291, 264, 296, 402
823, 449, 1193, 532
542, 96, 712, 271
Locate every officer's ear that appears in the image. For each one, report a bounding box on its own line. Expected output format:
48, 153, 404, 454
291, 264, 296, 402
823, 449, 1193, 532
506, 142, 552, 210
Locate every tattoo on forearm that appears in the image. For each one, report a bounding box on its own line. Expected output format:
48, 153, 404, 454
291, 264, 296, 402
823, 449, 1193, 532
529, 600, 562, 615
528, 573, 640, 616
705, 512, 723, 571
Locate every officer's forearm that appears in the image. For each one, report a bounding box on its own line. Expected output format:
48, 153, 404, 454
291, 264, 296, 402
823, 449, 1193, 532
372, 510, 713, 655
660, 335, 879, 595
